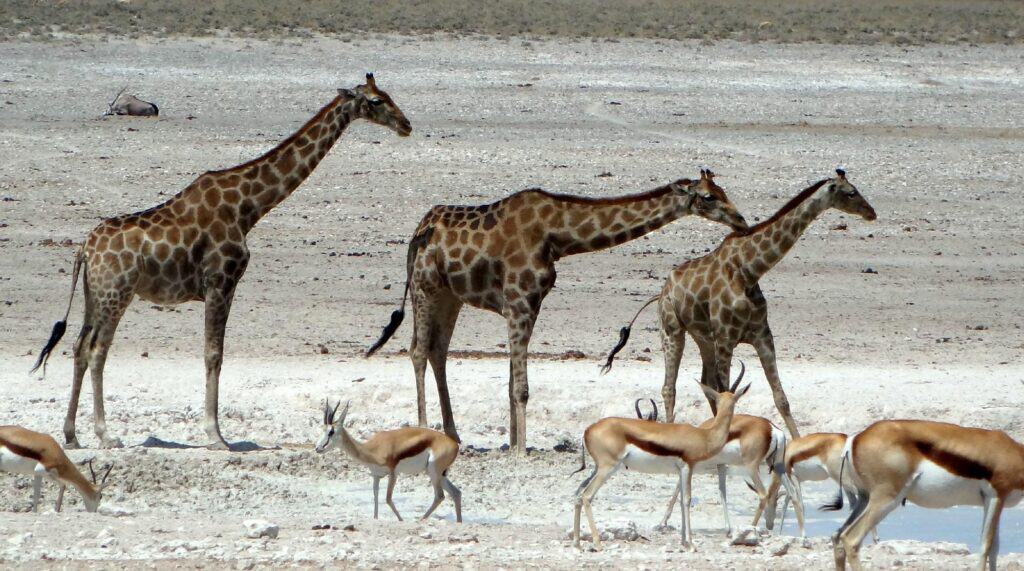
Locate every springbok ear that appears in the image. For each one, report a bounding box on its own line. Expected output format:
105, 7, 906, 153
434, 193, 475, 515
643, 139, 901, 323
698, 382, 719, 403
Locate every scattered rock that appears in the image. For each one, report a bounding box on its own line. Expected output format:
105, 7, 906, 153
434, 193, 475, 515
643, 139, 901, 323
244, 519, 279, 539
730, 526, 759, 546
596, 171, 614, 178
832, 223, 848, 231
98, 504, 135, 517
559, 349, 586, 360
862, 267, 878, 274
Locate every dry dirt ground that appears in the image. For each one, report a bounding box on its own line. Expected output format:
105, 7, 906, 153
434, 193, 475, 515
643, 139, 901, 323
0, 35, 1023, 569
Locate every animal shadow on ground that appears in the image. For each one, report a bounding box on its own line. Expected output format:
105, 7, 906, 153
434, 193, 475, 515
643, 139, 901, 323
138, 436, 279, 452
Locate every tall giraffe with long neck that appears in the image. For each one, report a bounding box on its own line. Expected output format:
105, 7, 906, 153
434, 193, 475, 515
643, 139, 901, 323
31, 74, 411, 450
366, 170, 748, 453
603, 170, 876, 437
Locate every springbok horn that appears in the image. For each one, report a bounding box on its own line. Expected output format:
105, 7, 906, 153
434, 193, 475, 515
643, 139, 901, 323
330, 400, 342, 424
323, 399, 330, 424
730, 360, 746, 393
647, 398, 658, 421
634, 398, 645, 420
101, 464, 113, 485
87, 458, 97, 483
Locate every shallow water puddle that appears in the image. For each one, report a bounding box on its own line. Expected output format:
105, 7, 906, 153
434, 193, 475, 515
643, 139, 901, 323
778, 484, 1024, 553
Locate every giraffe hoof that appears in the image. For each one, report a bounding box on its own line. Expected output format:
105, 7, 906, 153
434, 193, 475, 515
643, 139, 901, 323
99, 437, 123, 449
207, 439, 230, 451
64, 438, 82, 450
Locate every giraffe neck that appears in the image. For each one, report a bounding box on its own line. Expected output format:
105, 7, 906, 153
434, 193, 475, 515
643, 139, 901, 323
734, 182, 833, 284
547, 185, 691, 258
237, 95, 358, 231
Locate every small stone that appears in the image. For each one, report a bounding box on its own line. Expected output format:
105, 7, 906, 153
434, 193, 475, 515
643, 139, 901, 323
862, 267, 878, 274
729, 526, 759, 546
244, 519, 279, 539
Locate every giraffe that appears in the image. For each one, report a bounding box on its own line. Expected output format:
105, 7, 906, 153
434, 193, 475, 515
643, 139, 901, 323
365, 169, 748, 453
602, 169, 876, 438
30, 73, 411, 450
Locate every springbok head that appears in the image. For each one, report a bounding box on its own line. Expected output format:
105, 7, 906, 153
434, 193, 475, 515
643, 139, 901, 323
83, 458, 114, 512
634, 398, 658, 421
315, 399, 351, 453
699, 361, 751, 412
104, 86, 159, 117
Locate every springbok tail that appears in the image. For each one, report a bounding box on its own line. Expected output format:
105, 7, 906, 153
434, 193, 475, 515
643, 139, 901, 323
821, 450, 848, 512
569, 438, 587, 476
365, 228, 432, 357
31, 247, 83, 375
600, 294, 660, 374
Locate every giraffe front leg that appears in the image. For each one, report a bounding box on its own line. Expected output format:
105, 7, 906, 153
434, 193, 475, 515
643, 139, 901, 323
203, 286, 235, 451
751, 329, 800, 438
428, 295, 463, 442
506, 309, 536, 455
409, 289, 435, 428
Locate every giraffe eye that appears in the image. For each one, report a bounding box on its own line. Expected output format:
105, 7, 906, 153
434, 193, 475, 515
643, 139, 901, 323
701, 194, 714, 202
368, 98, 385, 106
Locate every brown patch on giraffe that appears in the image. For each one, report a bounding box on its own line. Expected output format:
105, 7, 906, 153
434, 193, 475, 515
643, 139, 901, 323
471, 233, 485, 249
209, 221, 227, 242
155, 243, 171, 261
276, 150, 297, 175
259, 166, 279, 186
196, 207, 214, 227
450, 273, 467, 294
470, 259, 490, 292
223, 189, 241, 205
518, 269, 536, 291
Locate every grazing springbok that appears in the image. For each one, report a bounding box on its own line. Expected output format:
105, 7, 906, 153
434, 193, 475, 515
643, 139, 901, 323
572, 364, 750, 550
758, 431, 868, 539
0, 425, 113, 512
646, 406, 787, 536
315, 400, 462, 522
104, 86, 159, 117
833, 420, 1024, 571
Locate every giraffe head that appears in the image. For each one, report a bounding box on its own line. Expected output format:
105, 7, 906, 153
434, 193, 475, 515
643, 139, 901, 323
827, 169, 876, 221
339, 73, 412, 137
672, 169, 748, 231
315, 399, 351, 453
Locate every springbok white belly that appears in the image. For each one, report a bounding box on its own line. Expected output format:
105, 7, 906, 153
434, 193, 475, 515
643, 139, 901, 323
0, 446, 40, 477
791, 457, 830, 482
693, 440, 745, 474
621, 445, 684, 475
906, 460, 991, 509
394, 450, 431, 475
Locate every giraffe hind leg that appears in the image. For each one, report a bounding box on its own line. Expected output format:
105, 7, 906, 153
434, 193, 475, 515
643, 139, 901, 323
87, 285, 134, 449
427, 294, 463, 442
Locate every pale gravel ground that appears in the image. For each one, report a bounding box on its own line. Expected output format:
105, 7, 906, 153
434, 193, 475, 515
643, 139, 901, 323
0, 35, 1022, 568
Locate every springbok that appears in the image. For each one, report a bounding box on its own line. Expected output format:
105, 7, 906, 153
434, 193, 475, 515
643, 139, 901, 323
646, 406, 787, 536
0, 425, 113, 512
759, 431, 865, 538
572, 365, 750, 550
315, 400, 462, 522
833, 420, 1024, 571
104, 86, 159, 117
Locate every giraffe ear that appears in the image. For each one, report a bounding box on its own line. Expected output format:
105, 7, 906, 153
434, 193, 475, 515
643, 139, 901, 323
338, 88, 359, 101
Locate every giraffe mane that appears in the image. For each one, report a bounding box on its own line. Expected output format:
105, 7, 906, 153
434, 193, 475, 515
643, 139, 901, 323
204, 93, 346, 177
728, 178, 831, 237
526, 181, 684, 206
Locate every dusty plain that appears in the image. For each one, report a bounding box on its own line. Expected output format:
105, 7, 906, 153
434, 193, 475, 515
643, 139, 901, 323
0, 35, 1023, 568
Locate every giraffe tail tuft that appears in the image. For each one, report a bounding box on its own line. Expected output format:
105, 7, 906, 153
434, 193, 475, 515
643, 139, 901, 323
600, 294, 660, 374
30, 320, 68, 375
365, 309, 404, 357
30, 247, 83, 376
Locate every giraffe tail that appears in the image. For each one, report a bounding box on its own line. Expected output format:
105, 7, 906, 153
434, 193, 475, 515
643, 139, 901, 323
600, 294, 660, 374
31, 246, 83, 376
365, 228, 433, 357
